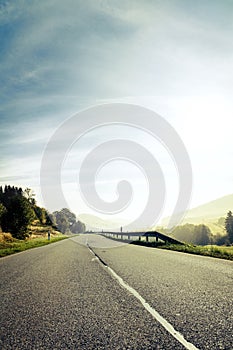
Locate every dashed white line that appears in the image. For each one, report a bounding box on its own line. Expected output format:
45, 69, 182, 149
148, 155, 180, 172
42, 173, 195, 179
88, 246, 199, 350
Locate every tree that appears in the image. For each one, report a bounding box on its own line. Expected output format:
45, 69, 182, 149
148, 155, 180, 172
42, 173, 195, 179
24, 188, 36, 205
45, 211, 55, 226
172, 223, 211, 245
71, 220, 86, 234
217, 217, 225, 226
0, 203, 7, 231
53, 211, 70, 234
193, 225, 211, 245
60, 208, 76, 227
0, 185, 23, 208
52, 208, 86, 234
2, 196, 35, 239
225, 211, 233, 244
34, 206, 47, 224
214, 233, 228, 246
172, 224, 196, 243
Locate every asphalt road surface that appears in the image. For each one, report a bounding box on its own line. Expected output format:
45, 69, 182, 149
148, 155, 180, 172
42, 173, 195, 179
0, 234, 233, 349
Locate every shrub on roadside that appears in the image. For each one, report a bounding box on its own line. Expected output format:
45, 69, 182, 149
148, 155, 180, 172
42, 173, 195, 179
0, 232, 14, 243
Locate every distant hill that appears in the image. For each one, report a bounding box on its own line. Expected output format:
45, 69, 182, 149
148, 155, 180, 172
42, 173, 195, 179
161, 194, 233, 235
182, 194, 233, 221
78, 213, 126, 232
79, 194, 233, 234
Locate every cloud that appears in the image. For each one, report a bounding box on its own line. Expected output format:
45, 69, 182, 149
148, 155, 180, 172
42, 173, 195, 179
1, 0, 233, 106
0, 1, 141, 100
1, 0, 233, 215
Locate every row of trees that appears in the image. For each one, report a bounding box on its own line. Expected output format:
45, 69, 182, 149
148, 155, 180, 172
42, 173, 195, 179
171, 211, 233, 246
0, 185, 86, 239
171, 224, 212, 245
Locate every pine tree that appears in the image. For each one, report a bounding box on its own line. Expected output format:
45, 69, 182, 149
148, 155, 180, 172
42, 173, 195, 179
2, 196, 35, 239
0, 203, 7, 230
225, 211, 233, 244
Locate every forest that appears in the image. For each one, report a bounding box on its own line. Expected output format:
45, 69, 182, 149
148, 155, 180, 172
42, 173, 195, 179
162, 211, 233, 246
0, 185, 86, 240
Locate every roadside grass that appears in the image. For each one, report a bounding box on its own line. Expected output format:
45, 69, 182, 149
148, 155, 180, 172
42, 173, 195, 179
159, 244, 233, 260
0, 234, 68, 258
132, 240, 233, 261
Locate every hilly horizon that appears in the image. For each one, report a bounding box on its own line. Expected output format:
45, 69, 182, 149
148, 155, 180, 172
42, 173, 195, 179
161, 193, 233, 235
79, 194, 233, 234
78, 213, 126, 232
182, 193, 233, 221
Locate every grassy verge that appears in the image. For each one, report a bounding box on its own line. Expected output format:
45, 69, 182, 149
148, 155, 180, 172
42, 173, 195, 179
159, 244, 233, 260
132, 240, 233, 261
0, 235, 68, 258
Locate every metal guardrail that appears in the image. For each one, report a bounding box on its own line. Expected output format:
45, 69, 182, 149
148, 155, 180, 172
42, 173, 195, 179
100, 230, 184, 245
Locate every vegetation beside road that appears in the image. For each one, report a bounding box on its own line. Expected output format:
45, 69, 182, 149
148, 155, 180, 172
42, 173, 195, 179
159, 219, 232, 246
0, 232, 68, 258
0, 185, 86, 240
159, 243, 233, 260
0, 184, 86, 258
133, 240, 233, 261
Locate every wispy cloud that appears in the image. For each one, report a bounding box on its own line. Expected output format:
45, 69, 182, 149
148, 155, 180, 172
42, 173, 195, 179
1, 0, 233, 218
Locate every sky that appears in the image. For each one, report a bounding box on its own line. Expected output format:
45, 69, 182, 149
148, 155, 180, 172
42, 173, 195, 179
1, 0, 233, 229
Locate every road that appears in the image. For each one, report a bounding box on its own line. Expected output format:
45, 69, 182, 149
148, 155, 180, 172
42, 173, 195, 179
0, 234, 232, 349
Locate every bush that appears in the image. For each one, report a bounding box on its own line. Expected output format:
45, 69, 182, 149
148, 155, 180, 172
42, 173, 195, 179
0, 232, 14, 243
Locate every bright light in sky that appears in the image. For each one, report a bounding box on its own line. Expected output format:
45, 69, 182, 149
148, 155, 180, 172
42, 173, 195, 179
1, 1, 233, 227
60, 123, 179, 226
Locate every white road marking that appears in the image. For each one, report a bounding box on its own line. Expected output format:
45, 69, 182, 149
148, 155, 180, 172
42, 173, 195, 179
88, 245, 199, 350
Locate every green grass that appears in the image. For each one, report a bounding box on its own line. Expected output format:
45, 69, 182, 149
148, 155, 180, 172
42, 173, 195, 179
132, 240, 233, 261
159, 244, 233, 260
0, 236, 68, 258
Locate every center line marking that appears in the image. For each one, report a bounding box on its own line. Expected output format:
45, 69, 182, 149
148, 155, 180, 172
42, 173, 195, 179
88, 245, 199, 350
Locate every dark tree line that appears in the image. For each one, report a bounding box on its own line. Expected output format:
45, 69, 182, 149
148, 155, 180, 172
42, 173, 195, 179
0, 185, 86, 239
0, 186, 52, 239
